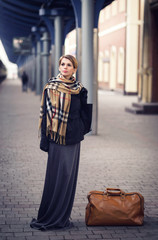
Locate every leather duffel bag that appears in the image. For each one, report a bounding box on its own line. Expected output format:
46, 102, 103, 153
85, 188, 144, 226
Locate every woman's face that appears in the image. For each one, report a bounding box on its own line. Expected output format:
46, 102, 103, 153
59, 58, 76, 79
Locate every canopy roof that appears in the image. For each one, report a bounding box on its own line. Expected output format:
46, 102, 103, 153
0, 0, 114, 63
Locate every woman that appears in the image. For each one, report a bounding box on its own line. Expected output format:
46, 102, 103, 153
30, 55, 92, 230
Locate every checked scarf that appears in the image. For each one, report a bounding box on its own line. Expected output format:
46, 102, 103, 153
39, 74, 83, 145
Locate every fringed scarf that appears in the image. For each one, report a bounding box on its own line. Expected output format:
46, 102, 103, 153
39, 74, 83, 145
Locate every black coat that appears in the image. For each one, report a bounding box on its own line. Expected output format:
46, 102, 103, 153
40, 87, 92, 152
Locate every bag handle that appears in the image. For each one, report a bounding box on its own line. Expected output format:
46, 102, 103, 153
105, 188, 125, 196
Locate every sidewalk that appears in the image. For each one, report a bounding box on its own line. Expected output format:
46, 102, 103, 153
0, 78, 158, 240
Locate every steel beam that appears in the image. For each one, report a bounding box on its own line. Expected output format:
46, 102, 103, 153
36, 40, 42, 95
41, 32, 50, 88
54, 16, 63, 76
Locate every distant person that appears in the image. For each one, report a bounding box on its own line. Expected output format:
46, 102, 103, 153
30, 55, 92, 230
21, 71, 28, 92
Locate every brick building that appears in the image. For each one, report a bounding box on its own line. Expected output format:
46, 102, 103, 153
98, 0, 144, 95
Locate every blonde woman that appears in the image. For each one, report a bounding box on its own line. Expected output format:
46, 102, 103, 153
30, 55, 92, 230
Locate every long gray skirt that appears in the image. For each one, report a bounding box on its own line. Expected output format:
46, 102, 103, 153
30, 141, 80, 230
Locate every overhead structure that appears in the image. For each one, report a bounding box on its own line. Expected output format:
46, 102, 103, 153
0, 0, 114, 134
0, 0, 114, 64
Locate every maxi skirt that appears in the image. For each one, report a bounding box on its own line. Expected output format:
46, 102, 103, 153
30, 142, 80, 230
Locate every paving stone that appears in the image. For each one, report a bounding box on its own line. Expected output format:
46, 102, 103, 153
26, 237, 50, 240
65, 234, 88, 239
120, 239, 142, 240
101, 239, 119, 240
92, 230, 114, 235
111, 233, 136, 238
14, 232, 33, 237
0, 227, 16, 233
100, 234, 113, 239
87, 234, 102, 239
7, 237, 26, 240
32, 231, 54, 236
49, 236, 64, 240
0, 233, 14, 237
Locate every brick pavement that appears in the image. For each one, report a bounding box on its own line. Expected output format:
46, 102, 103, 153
0, 78, 158, 240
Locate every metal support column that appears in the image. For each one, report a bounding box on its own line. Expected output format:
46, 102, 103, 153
93, 28, 98, 135
81, 0, 98, 134
71, 0, 82, 81
81, 0, 94, 103
51, 44, 55, 77
76, 28, 82, 81
31, 45, 36, 91
54, 16, 63, 76
41, 32, 50, 88
39, 13, 55, 78
36, 40, 41, 95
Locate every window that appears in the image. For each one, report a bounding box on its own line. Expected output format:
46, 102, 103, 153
112, 1, 118, 16
103, 50, 110, 83
110, 46, 117, 89
105, 5, 111, 19
119, 0, 126, 12
98, 52, 104, 82
118, 47, 125, 84
99, 9, 105, 23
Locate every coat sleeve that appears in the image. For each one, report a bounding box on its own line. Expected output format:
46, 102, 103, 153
80, 88, 93, 134
80, 87, 88, 105
40, 90, 49, 152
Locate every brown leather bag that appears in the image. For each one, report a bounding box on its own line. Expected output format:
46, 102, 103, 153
85, 188, 144, 226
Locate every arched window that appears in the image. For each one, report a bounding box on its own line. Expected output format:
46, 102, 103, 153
99, 9, 105, 23
105, 5, 111, 20
110, 46, 117, 89
103, 50, 110, 83
112, 1, 118, 16
118, 47, 125, 84
119, 0, 126, 12
98, 52, 104, 82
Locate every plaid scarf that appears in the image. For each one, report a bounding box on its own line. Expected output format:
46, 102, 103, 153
39, 74, 83, 145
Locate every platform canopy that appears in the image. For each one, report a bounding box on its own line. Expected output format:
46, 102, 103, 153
0, 0, 114, 63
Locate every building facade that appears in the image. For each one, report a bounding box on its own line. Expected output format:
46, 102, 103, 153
98, 0, 144, 95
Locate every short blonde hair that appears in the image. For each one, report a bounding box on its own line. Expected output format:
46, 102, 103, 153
59, 55, 78, 69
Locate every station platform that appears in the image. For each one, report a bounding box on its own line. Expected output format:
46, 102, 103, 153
0, 78, 158, 240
